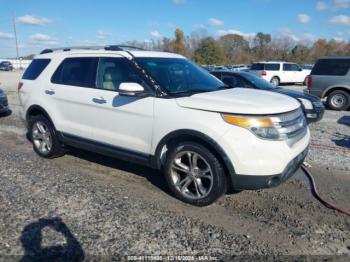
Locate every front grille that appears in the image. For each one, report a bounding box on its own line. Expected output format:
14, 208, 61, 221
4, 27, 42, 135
275, 108, 307, 143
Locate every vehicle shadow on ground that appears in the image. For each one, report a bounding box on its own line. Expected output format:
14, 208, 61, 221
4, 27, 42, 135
67, 148, 172, 197
332, 132, 350, 149
337, 115, 350, 127
20, 217, 84, 262
0, 109, 12, 118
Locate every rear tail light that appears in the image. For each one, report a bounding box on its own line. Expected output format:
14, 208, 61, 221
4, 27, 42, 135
306, 75, 312, 89
261, 71, 267, 76
18, 82, 23, 90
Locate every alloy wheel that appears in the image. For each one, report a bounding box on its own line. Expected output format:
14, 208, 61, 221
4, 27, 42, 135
170, 151, 213, 200
32, 121, 52, 154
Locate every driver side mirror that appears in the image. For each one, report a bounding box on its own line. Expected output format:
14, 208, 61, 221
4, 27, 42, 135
119, 83, 147, 97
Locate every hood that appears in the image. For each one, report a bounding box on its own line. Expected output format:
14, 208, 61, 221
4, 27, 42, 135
176, 88, 300, 115
273, 88, 319, 102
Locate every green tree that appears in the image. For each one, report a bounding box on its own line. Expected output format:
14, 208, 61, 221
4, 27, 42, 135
194, 37, 225, 64
219, 34, 250, 64
172, 28, 186, 55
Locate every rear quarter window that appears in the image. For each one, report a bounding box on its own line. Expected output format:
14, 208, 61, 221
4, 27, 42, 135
312, 59, 350, 76
22, 59, 51, 80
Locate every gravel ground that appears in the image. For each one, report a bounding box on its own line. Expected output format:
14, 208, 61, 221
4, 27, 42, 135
0, 71, 349, 259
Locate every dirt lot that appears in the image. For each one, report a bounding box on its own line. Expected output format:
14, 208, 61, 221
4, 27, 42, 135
0, 71, 349, 260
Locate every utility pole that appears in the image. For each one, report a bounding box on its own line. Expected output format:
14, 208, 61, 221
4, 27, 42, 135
13, 14, 21, 69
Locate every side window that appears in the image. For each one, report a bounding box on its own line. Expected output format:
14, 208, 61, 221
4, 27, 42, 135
96, 57, 145, 91
312, 59, 350, 76
23, 59, 51, 80
283, 63, 299, 71
51, 57, 98, 87
265, 64, 280, 71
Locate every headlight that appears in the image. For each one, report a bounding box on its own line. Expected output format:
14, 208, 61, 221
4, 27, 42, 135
297, 98, 313, 110
222, 114, 281, 140
222, 109, 307, 141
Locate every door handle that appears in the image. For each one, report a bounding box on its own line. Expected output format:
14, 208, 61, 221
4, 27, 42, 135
45, 89, 55, 95
92, 97, 107, 104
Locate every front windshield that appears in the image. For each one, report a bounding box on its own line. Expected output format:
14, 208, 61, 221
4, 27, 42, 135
135, 58, 224, 94
242, 73, 276, 89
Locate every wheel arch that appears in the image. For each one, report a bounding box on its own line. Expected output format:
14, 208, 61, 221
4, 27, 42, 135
152, 129, 235, 184
322, 86, 350, 98
26, 105, 56, 129
270, 75, 280, 82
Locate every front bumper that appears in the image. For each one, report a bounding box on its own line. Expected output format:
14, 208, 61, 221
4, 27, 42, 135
232, 147, 308, 190
305, 105, 325, 123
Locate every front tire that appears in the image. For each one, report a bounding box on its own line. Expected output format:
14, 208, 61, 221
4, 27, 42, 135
28, 115, 65, 158
326, 90, 350, 111
164, 142, 227, 206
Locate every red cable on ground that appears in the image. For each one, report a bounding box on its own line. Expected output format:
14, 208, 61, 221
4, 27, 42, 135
301, 165, 350, 217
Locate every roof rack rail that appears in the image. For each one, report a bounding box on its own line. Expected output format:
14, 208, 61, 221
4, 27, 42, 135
40, 45, 146, 54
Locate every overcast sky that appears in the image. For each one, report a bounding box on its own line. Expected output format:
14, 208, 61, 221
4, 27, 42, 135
0, 0, 350, 57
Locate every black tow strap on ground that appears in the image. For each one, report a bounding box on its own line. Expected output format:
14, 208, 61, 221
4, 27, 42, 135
301, 164, 350, 217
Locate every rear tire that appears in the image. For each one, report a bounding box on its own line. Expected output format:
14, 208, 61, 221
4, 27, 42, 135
28, 115, 65, 158
326, 90, 350, 111
164, 142, 227, 206
270, 77, 280, 86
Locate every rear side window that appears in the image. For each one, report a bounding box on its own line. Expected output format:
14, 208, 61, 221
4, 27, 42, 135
51, 57, 98, 87
265, 64, 280, 71
312, 59, 350, 76
22, 59, 50, 80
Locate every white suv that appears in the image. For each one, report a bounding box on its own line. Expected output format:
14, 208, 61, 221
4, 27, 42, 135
249, 61, 311, 86
18, 46, 310, 206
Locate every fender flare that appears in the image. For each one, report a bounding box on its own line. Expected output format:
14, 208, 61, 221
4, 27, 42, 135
26, 105, 56, 129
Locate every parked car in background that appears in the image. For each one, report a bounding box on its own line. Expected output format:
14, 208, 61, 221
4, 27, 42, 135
249, 61, 311, 86
0, 88, 9, 115
213, 65, 229, 71
231, 64, 249, 72
0, 61, 14, 71
306, 57, 350, 111
211, 70, 324, 123
18, 45, 309, 206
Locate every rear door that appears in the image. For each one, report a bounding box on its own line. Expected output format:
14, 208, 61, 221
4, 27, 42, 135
48, 56, 99, 140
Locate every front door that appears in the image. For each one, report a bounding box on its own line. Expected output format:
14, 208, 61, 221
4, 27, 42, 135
87, 57, 154, 155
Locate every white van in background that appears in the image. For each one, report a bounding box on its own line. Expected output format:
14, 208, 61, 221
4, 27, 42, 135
249, 61, 311, 86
